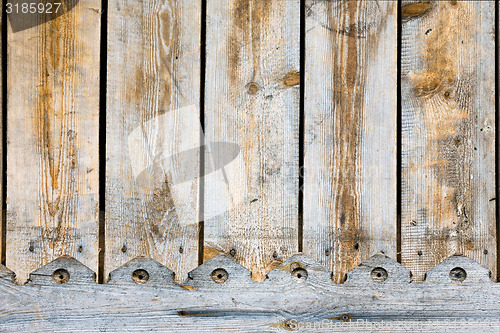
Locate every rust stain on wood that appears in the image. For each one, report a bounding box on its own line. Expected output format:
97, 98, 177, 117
203, 247, 222, 262
401, 1, 431, 19
281, 69, 300, 87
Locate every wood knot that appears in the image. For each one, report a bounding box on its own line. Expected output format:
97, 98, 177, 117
401, 1, 431, 19
247, 82, 259, 95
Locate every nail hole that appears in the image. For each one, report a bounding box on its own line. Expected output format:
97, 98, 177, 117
291, 268, 308, 283
179, 247, 183, 253
121, 246, 127, 253
272, 251, 279, 259
370, 267, 388, 282
211, 268, 228, 283
29, 245, 34, 252
78, 246, 83, 253
450, 267, 466, 282
354, 243, 359, 250
229, 249, 236, 257
132, 269, 150, 284
52, 269, 70, 284
418, 250, 423, 256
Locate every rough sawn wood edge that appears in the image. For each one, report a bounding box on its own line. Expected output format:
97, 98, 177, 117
0, 254, 499, 332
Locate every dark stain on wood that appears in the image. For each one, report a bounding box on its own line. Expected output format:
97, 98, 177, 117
281, 69, 300, 87
324, 0, 388, 283
401, 1, 431, 19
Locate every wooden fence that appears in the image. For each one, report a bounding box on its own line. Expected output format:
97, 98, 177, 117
0, 0, 498, 286
1, 0, 500, 331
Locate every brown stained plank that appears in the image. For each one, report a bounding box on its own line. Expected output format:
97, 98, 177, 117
303, 0, 398, 283
401, 0, 496, 281
6, 0, 101, 283
106, 0, 201, 283
204, 0, 300, 281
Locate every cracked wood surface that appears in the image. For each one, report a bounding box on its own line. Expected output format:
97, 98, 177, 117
304, 0, 398, 283
401, 0, 496, 281
6, 0, 101, 284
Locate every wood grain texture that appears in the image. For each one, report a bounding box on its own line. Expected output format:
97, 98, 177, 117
204, 0, 300, 281
1, 255, 499, 332
6, 0, 101, 284
106, 0, 201, 283
303, 0, 397, 283
401, 0, 496, 281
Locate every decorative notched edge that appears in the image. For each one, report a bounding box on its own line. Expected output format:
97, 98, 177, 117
184, 254, 253, 289
0, 253, 495, 287
425, 255, 493, 284
108, 257, 177, 287
344, 253, 411, 285
266, 254, 332, 286
28, 256, 96, 286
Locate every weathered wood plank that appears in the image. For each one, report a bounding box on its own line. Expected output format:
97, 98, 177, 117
401, 0, 496, 280
0, 0, 3, 266
6, 0, 101, 284
303, 0, 397, 283
106, 0, 201, 283
204, 0, 300, 281
0, 255, 499, 332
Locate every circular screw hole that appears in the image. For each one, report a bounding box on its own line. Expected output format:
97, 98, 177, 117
211, 268, 228, 283
340, 314, 351, 322
291, 268, 308, 283
132, 269, 150, 284
450, 267, 466, 282
52, 268, 70, 284
370, 267, 388, 282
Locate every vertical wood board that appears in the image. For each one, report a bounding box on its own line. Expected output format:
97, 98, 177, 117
204, 0, 300, 281
106, 0, 201, 283
401, 0, 496, 280
6, 0, 101, 283
304, 0, 398, 283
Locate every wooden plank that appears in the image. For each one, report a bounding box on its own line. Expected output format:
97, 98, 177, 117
6, 0, 101, 284
1, 255, 499, 332
204, 0, 300, 281
0, 0, 3, 266
303, 0, 398, 283
401, 0, 496, 281
106, 0, 201, 283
